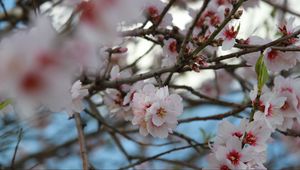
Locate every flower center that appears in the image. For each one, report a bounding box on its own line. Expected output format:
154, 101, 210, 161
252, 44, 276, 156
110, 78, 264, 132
168, 41, 177, 53
266, 104, 273, 117
281, 87, 293, 93
220, 165, 231, 170
232, 131, 243, 138
281, 101, 289, 111
157, 107, 167, 118
267, 50, 278, 60
243, 132, 257, 146
224, 26, 238, 40
20, 72, 44, 94
78, 1, 98, 25
129, 91, 136, 102
210, 15, 221, 26
279, 25, 288, 35
257, 100, 265, 112
147, 6, 159, 18
217, 0, 227, 5
227, 150, 241, 166
114, 93, 123, 106
37, 52, 58, 69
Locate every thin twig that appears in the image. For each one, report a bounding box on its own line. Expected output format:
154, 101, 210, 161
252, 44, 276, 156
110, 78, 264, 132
110, 132, 133, 165
88, 62, 249, 90
15, 131, 100, 168
154, 158, 202, 170
235, 44, 300, 52
277, 129, 300, 137
121, 44, 156, 71
11, 128, 23, 170
212, 28, 300, 62
169, 84, 245, 107
119, 143, 207, 170
172, 131, 204, 154
179, 0, 210, 59
74, 112, 90, 170
0, 0, 8, 18
191, 0, 245, 56
178, 104, 249, 124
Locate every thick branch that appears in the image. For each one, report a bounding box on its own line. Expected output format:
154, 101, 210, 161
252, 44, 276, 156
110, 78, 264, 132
211, 28, 300, 62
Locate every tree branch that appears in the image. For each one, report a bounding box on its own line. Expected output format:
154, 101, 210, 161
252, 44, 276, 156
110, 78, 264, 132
74, 112, 90, 170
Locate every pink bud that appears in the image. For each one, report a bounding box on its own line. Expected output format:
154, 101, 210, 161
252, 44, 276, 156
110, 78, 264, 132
117, 47, 128, 53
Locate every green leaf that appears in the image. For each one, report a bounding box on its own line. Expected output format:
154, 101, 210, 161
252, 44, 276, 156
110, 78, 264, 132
0, 99, 12, 110
255, 54, 269, 93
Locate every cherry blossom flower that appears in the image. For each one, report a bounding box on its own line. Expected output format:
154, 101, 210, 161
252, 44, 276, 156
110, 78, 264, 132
214, 119, 271, 152
146, 120, 177, 138
205, 153, 232, 170
131, 84, 157, 136
131, 84, 183, 138
278, 17, 300, 45
143, 0, 173, 27
162, 38, 178, 67
242, 34, 300, 73
123, 81, 145, 106
0, 16, 79, 117
103, 65, 132, 120
214, 120, 246, 148
209, 0, 233, 9
273, 76, 300, 130
145, 87, 183, 135
214, 138, 259, 169
251, 87, 286, 131
62, 37, 109, 76
72, 0, 144, 47
263, 47, 299, 73
219, 24, 239, 50
66, 80, 89, 117
242, 36, 268, 66
241, 120, 271, 152
103, 88, 132, 121
192, 6, 225, 35
206, 8, 226, 32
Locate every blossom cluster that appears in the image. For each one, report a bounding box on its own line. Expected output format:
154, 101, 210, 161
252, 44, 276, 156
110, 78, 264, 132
242, 17, 300, 73
104, 66, 183, 138
188, 0, 258, 51
207, 119, 271, 169
251, 76, 300, 131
